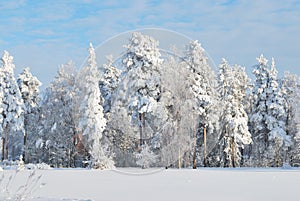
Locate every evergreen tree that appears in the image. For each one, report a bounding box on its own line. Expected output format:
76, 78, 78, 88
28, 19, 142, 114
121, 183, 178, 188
17, 67, 42, 162
0, 51, 24, 161
77, 43, 113, 169
99, 55, 121, 118
110, 32, 167, 167
250, 55, 290, 167
184, 40, 220, 167
216, 59, 252, 167
280, 72, 300, 166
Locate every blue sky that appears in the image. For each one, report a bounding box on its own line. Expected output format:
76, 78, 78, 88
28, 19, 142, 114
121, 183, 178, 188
0, 0, 300, 88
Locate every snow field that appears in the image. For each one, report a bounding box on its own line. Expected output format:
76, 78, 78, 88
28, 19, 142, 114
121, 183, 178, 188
1, 168, 300, 201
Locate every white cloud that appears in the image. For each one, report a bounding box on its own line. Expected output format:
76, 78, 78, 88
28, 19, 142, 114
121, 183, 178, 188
1, 0, 300, 88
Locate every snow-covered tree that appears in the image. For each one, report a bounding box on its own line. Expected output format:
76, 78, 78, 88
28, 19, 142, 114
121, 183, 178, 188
99, 55, 121, 117
215, 59, 252, 167
280, 72, 300, 166
0, 51, 24, 161
135, 143, 157, 168
250, 55, 291, 167
159, 55, 197, 168
77, 43, 113, 169
109, 32, 167, 167
17, 68, 41, 114
17, 67, 42, 162
184, 40, 220, 167
37, 61, 78, 167
249, 55, 270, 160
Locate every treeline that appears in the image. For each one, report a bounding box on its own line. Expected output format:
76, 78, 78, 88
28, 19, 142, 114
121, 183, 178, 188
0, 32, 299, 169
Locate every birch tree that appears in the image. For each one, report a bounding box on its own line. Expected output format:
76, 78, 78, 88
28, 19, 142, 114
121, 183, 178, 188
37, 61, 77, 167
159, 55, 197, 168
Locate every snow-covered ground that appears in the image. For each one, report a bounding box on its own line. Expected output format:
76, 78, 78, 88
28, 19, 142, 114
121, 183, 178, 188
1, 167, 300, 201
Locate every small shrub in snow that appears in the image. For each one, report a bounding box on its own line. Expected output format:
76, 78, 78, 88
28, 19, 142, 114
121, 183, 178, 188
282, 162, 292, 169
135, 144, 158, 169
0, 160, 19, 170
25, 163, 52, 170
0, 159, 51, 171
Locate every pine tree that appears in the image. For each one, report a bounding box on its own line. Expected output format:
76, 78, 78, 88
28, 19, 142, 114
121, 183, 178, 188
216, 59, 252, 167
267, 59, 291, 166
250, 55, 290, 167
280, 72, 300, 166
184, 40, 220, 167
250, 55, 270, 166
99, 55, 121, 118
109, 32, 167, 167
0, 51, 24, 161
17, 67, 42, 162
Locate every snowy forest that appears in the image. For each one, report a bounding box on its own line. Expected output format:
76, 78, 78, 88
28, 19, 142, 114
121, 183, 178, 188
1, 32, 300, 169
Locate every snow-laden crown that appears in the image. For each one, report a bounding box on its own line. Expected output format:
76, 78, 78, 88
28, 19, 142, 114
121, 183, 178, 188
185, 40, 208, 68
123, 32, 163, 70
1, 50, 15, 74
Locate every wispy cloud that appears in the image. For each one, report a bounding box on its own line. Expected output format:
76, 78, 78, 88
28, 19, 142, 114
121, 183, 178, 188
0, 0, 26, 10
0, 0, 299, 87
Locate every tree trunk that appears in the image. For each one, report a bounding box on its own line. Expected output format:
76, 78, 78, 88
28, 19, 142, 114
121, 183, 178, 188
23, 133, 27, 162
1, 137, 4, 161
240, 148, 244, 166
276, 144, 280, 167
5, 122, 9, 160
192, 123, 198, 169
178, 147, 181, 169
139, 113, 145, 150
231, 137, 236, 168
192, 146, 197, 169
203, 125, 207, 167
23, 117, 28, 163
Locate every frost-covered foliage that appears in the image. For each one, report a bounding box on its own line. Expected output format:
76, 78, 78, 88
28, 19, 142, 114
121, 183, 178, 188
184, 40, 220, 167
2, 34, 300, 169
99, 55, 121, 117
109, 32, 166, 167
91, 143, 115, 170
122, 32, 163, 71
77, 43, 113, 169
17, 68, 41, 114
78, 43, 106, 139
37, 61, 78, 167
214, 59, 252, 167
250, 55, 290, 167
280, 72, 300, 166
135, 143, 157, 168
0, 51, 24, 161
17, 68, 42, 161
159, 56, 196, 168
